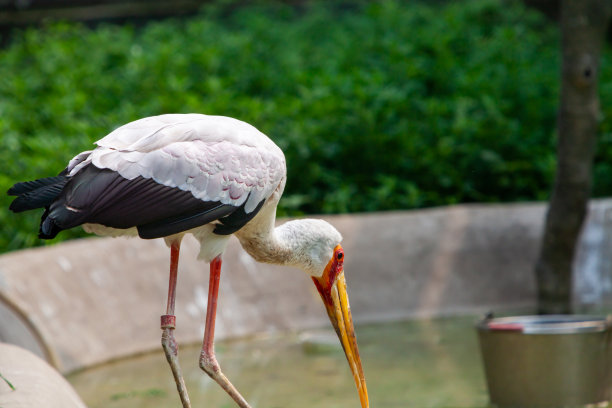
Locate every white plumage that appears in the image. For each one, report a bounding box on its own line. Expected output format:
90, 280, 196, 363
71, 114, 286, 213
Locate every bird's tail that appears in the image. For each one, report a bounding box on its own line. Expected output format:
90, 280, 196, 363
8, 175, 69, 239
8, 176, 68, 212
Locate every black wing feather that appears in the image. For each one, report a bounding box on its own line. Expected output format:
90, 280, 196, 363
46, 165, 220, 229
214, 199, 265, 235
138, 204, 236, 239
38, 164, 265, 240
12, 164, 267, 240
7, 176, 67, 196
9, 179, 69, 212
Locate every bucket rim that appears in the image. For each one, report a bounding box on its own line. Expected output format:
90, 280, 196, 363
476, 314, 611, 334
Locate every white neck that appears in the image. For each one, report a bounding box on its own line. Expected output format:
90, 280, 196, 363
235, 200, 294, 265
235, 201, 342, 277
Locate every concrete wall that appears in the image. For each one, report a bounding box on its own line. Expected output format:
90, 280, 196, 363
1, 200, 611, 374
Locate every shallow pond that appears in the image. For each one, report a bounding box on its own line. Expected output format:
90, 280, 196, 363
68, 317, 489, 408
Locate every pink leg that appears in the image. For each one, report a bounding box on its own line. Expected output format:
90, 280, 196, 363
199, 255, 251, 408
161, 241, 191, 408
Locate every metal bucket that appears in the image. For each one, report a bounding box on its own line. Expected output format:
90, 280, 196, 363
477, 315, 612, 408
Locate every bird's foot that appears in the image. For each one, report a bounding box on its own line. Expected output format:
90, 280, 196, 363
199, 350, 252, 408
161, 315, 192, 408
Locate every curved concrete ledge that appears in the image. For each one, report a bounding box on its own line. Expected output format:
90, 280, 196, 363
0, 343, 86, 408
1, 200, 611, 374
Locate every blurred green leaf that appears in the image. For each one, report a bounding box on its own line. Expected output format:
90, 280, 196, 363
1, 0, 608, 253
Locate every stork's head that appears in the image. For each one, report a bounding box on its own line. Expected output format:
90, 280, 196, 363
285, 219, 369, 408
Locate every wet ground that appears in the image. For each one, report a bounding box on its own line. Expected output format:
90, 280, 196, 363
68, 316, 489, 408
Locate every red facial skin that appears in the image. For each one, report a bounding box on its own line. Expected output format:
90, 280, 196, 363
312, 245, 344, 303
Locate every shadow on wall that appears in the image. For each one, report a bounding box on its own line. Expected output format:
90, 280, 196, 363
1, 200, 611, 374
0, 293, 53, 363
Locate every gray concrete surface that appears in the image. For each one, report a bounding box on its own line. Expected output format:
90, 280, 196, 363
1, 200, 611, 374
0, 343, 86, 408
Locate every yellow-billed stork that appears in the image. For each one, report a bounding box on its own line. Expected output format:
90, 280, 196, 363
7, 113, 369, 408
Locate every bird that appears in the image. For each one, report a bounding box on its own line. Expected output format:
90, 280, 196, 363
7, 113, 369, 408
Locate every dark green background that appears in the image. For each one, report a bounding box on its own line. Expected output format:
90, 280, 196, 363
1, 0, 610, 252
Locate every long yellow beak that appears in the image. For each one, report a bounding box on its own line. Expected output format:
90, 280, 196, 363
315, 270, 369, 408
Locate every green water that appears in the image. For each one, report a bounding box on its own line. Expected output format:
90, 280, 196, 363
68, 317, 489, 408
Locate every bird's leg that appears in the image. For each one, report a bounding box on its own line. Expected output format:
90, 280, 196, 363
161, 240, 192, 408
199, 255, 252, 408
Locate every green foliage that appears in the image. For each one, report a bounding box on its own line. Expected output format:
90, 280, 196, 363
0, 0, 605, 252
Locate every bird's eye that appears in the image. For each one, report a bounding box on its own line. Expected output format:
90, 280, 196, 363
336, 252, 344, 261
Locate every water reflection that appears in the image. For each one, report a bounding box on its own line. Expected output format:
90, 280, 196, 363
68, 317, 489, 408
